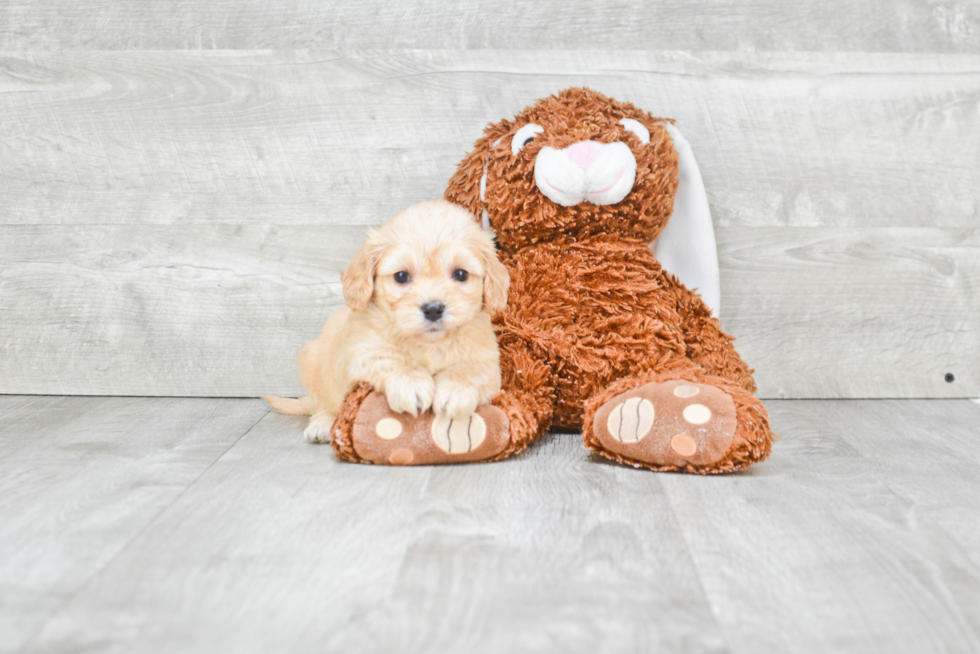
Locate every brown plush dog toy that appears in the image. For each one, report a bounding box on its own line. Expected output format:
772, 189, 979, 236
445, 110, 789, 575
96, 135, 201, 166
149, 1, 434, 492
332, 87, 776, 473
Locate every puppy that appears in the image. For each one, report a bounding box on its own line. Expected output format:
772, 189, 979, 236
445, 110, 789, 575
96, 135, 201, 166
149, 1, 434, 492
264, 200, 510, 443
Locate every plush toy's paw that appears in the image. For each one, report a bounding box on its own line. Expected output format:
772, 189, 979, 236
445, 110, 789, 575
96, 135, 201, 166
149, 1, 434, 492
592, 380, 737, 469
349, 391, 510, 465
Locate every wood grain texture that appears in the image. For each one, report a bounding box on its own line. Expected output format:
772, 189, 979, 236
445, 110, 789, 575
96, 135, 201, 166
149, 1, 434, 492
0, 224, 363, 397
1, 226, 976, 399
0, 395, 269, 654
1, 0, 978, 52
18, 400, 712, 653
719, 227, 980, 399
8, 397, 980, 653
661, 399, 980, 653
0, 50, 977, 229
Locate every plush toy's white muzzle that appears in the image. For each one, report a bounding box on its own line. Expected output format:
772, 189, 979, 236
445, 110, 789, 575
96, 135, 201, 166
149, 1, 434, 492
533, 140, 637, 207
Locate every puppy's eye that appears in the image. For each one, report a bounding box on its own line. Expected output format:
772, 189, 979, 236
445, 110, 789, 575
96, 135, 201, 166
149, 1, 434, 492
452, 269, 469, 282
511, 123, 544, 156
619, 118, 650, 145
393, 271, 410, 284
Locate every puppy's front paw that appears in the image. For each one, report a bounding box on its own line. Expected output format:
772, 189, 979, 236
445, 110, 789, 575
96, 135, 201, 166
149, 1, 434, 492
304, 413, 335, 444
384, 374, 435, 417
433, 382, 480, 420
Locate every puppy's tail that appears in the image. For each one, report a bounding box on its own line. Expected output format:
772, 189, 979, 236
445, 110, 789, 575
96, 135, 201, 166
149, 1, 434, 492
262, 395, 313, 416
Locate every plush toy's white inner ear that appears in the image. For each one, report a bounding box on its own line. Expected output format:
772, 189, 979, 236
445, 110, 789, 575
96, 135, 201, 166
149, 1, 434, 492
620, 118, 650, 144
653, 123, 721, 318
479, 137, 505, 230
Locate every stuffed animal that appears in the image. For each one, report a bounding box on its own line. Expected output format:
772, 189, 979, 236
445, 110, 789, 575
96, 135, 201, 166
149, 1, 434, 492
332, 87, 775, 473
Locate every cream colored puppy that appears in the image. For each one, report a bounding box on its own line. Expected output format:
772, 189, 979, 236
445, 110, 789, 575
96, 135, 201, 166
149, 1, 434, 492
265, 200, 510, 443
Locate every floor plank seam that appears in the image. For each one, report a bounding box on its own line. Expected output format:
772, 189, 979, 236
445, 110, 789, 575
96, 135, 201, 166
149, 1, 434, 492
15, 405, 273, 652
657, 477, 735, 653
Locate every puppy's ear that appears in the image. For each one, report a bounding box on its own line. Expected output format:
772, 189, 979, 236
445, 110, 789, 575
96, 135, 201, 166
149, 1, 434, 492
477, 236, 510, 315
342, 238, 383, 312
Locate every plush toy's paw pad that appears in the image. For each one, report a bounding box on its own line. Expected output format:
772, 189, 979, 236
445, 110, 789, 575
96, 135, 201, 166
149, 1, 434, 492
593, 380, 737, 468
431, 414, 487, 453
351, 392, 509, 465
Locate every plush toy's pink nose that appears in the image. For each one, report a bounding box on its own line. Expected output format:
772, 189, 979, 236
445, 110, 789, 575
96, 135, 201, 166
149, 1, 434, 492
565, 141, 602, 171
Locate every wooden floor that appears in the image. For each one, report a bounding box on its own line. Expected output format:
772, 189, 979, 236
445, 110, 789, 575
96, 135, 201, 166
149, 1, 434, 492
2, 396, 979, 653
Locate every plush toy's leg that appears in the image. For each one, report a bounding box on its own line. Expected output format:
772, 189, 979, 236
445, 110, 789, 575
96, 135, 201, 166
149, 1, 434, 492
330, 338, 555, 466
675, 292, 757, 393
582, 368, 773, 474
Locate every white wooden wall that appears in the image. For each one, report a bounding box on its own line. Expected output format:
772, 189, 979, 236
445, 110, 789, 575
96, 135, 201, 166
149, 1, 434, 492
1, 3, 977, 399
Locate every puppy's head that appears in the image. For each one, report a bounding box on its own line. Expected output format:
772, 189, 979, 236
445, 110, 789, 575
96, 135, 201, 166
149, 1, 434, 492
342, 200, 509, 341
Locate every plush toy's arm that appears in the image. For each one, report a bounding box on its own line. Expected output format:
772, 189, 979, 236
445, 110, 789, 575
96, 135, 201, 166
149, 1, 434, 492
654, 123, 721, 317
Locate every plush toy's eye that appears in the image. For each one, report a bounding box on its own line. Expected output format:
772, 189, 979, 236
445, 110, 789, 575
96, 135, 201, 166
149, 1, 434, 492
619, 118, 650, 145
511, 123, 544, 156
452, 269, 469, 282
394, 271, 410, 284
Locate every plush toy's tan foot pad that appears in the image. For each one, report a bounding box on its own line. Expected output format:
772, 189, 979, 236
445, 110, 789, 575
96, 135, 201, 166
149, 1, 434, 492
593, 380, 737, 467
351, 391, 510, 465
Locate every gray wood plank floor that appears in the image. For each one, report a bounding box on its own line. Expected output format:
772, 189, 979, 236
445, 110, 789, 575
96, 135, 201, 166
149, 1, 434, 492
2, 48, 976, 399
3, 50, 976, 229
3, 225, 974, 399
3, 0, 976, 52
3, 396, 979, 654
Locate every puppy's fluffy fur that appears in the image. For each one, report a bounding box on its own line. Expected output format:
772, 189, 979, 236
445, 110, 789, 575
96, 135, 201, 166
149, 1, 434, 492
265, 200, 510, 443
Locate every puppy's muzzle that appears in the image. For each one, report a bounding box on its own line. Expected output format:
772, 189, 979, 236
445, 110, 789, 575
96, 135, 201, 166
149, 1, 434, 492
421, 301, 446, 323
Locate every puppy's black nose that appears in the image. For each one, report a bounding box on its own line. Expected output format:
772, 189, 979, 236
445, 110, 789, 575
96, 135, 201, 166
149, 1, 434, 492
421, 301, 445, 322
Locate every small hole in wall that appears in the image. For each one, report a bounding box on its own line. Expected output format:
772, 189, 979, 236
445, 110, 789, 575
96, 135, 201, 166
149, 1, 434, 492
945, 373, 955, 383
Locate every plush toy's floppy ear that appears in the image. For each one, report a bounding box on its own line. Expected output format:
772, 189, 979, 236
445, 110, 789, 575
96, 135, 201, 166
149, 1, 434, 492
654, 123, 722, 317
341, 235, 383, 312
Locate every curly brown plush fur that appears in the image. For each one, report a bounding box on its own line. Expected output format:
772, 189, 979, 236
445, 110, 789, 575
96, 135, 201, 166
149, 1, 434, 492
333, 87, 775, 472
443, 87, 775, 472
330, 382, 375, 464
